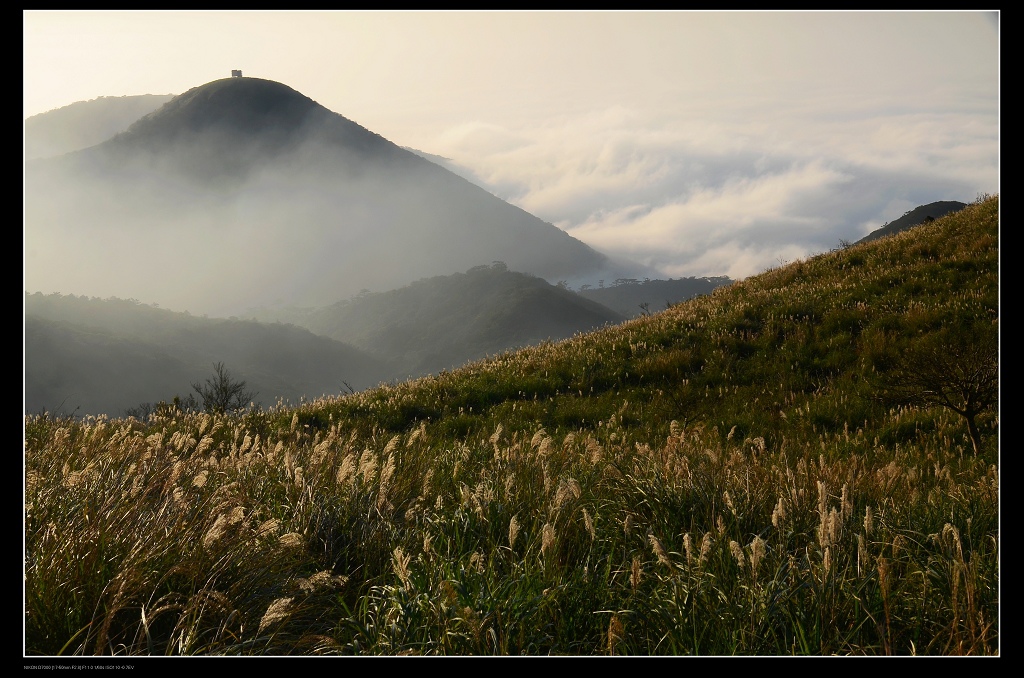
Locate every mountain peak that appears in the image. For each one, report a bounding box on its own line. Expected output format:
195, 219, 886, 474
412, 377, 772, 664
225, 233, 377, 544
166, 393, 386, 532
25, 77, 612, 314
93, 76, 407, 180
111, 77, 322, 154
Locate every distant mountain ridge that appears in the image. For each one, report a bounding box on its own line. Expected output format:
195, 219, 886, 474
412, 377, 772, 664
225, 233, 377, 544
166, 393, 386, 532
24, 292, 389, 417
25, 263, 631, 415
24, 93, 174, 160
856, 201, 968, 245
577, 276, 733, 318
25, 76, 616, 316
247, 263, 627, 380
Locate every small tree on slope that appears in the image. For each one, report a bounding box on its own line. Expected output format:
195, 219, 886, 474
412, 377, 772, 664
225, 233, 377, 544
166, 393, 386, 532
874, 323, 997, 455
191, 362, 258, 415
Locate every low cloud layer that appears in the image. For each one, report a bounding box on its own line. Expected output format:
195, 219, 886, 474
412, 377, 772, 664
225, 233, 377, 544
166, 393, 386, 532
429, 99, 996, 280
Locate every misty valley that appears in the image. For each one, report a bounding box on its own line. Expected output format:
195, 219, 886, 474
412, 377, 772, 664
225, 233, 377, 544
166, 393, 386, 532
25, 77, 731, 417
24, 77, 966, 419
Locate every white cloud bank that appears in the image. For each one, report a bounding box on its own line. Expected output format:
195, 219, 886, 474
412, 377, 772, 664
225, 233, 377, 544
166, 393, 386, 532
428, 93, 996, 280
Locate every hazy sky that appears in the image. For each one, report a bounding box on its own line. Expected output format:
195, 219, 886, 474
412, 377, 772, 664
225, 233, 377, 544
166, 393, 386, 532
24, 10, 999, 281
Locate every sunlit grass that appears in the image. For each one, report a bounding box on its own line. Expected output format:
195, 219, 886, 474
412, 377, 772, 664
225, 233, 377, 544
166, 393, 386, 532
24, 196, 998, 655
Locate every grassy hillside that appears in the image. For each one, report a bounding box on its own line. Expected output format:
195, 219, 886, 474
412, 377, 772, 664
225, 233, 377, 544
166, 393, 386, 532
24, 196, 998, 655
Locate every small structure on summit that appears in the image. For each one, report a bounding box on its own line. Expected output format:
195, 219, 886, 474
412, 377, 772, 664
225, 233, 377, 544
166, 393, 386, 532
231, 70, 243, 78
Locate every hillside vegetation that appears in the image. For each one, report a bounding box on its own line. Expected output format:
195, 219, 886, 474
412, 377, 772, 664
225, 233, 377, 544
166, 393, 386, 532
24, 196, 999, 655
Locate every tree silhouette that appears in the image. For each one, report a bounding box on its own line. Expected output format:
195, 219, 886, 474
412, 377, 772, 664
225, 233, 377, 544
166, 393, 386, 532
875, 324, 997, 455
192, 362, 257, 414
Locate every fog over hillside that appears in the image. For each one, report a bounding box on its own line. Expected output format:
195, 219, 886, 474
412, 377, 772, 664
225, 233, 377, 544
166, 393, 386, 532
25, 262, 635, 417
24, 292, 390, 416
263, 263, 627, 380
24, 93, 175, 160
25, 77, 647, 318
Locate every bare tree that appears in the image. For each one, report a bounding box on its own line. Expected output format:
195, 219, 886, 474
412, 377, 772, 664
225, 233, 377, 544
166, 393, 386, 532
192, 362, 258, 414
875, 325, 997, 455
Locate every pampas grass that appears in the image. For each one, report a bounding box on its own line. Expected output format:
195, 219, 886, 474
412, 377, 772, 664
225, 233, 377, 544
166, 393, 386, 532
24, 197, 998, 655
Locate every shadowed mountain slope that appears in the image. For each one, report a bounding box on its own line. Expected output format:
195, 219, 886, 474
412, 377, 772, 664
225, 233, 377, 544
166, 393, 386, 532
856, 200, 968, 245
24, 93, 175, 160
249, 263, 626, 380
25, 77, 611, 317
24, 293, 391, 417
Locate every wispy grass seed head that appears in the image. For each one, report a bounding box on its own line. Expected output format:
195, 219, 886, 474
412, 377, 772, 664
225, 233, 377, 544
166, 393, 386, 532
541, 522, 556, 557
649, 534, 672, 567
729, 540, 746, 568
700, 533, 713, 565
259, 597, 294, 634
630, 555, 643, 589
772, 497, 787, 528
608, 614, 625, 655
279, 532, 303, 549
392, 547, 412, 590
582, 508, 595, 541
750, 535, 766, 576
